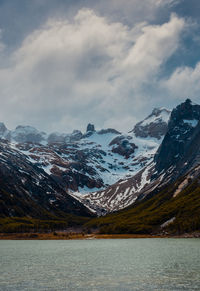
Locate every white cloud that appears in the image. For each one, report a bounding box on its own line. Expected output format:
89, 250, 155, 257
162, 62, 200, 101
0, 9, 185, 133
121, 13, 185, 83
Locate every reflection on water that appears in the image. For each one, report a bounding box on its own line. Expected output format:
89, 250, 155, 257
0, 238, 200, 290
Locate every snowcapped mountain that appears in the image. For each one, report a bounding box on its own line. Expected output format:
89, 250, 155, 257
0, 106, 171, 216
0, 107, 170, 192
1, 99, 200, 236
68, 107, 171, 213
78, 99, 200, 214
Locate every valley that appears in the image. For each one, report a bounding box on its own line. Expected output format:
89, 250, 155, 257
0, 99, 200, 235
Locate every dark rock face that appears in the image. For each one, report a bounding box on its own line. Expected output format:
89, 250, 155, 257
52, 167, 103, 192
132, 108, 171, 139
86, 123, 95, 132
109, 136, 137, 158
50, 155, 104, 192
154, 99, 200, 175
70, 130, 83, 142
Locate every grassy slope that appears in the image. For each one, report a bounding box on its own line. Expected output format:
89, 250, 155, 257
0, 189, 91, 233
0, 216, 90, 233
1, 177, 200, 234
85, 179, 200, 235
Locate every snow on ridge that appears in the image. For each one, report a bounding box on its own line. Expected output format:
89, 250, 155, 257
141, 108, 171, 127
183, 119, 198, 128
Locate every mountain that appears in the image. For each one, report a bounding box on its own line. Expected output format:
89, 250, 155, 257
1, 99, 199, 235
0, 107, 170, 196
85, 162, 200, 235
75, 99, 200, 214
72, 107, 171, 213
0, 106, 171, 220
84, 100, 200, 234
0, 139, 92, 220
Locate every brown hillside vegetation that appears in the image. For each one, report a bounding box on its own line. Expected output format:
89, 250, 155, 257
85, 179, 200, 235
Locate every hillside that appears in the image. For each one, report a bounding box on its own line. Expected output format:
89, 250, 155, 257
85, 164, 200, 235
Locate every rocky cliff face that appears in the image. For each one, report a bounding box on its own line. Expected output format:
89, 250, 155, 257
154, 99, 200, 176
86, 123, 95, 132
132, 107, 171, 139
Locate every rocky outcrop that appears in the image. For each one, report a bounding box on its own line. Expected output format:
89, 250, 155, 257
86, 123, 95, 132
154, 99, 200, 175
132, 107, 171, 139
109, 136, 137, 158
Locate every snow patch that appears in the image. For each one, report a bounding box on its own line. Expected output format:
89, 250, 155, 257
183, 119, 198, 128
161, 217, 175, 228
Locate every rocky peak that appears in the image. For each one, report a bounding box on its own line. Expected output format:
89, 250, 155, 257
11, 125, 46, 143
154, 99, 200, 174
169, 99, 200, 125
132, 107, 171, 139
152, 107, 170, 116
0, 122, 8, 136
109, 135, 137, 158
86, 123, 95, 132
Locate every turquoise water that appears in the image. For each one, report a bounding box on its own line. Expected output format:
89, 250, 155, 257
0, 239, 200, 290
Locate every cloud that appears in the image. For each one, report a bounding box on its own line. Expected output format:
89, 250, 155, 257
0, 9, 185, 133
162, 62, 200, 101
121, 13, 185, 83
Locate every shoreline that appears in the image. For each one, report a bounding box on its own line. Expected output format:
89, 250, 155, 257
0, 232, 200, 240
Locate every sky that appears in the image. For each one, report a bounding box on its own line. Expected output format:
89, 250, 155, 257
0, 0, 200, 133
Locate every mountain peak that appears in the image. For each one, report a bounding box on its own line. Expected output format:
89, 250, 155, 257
0, 122, 7, 133
155, 98, 200, 174
132, 107, 171, 139
86, 123, 95, 132
151, 107, 170, 116
12, 125, 46, 143
185, 98, 192, 104
170, 99, 200, 124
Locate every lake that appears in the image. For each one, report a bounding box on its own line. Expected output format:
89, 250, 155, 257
0, 239, 200, 290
